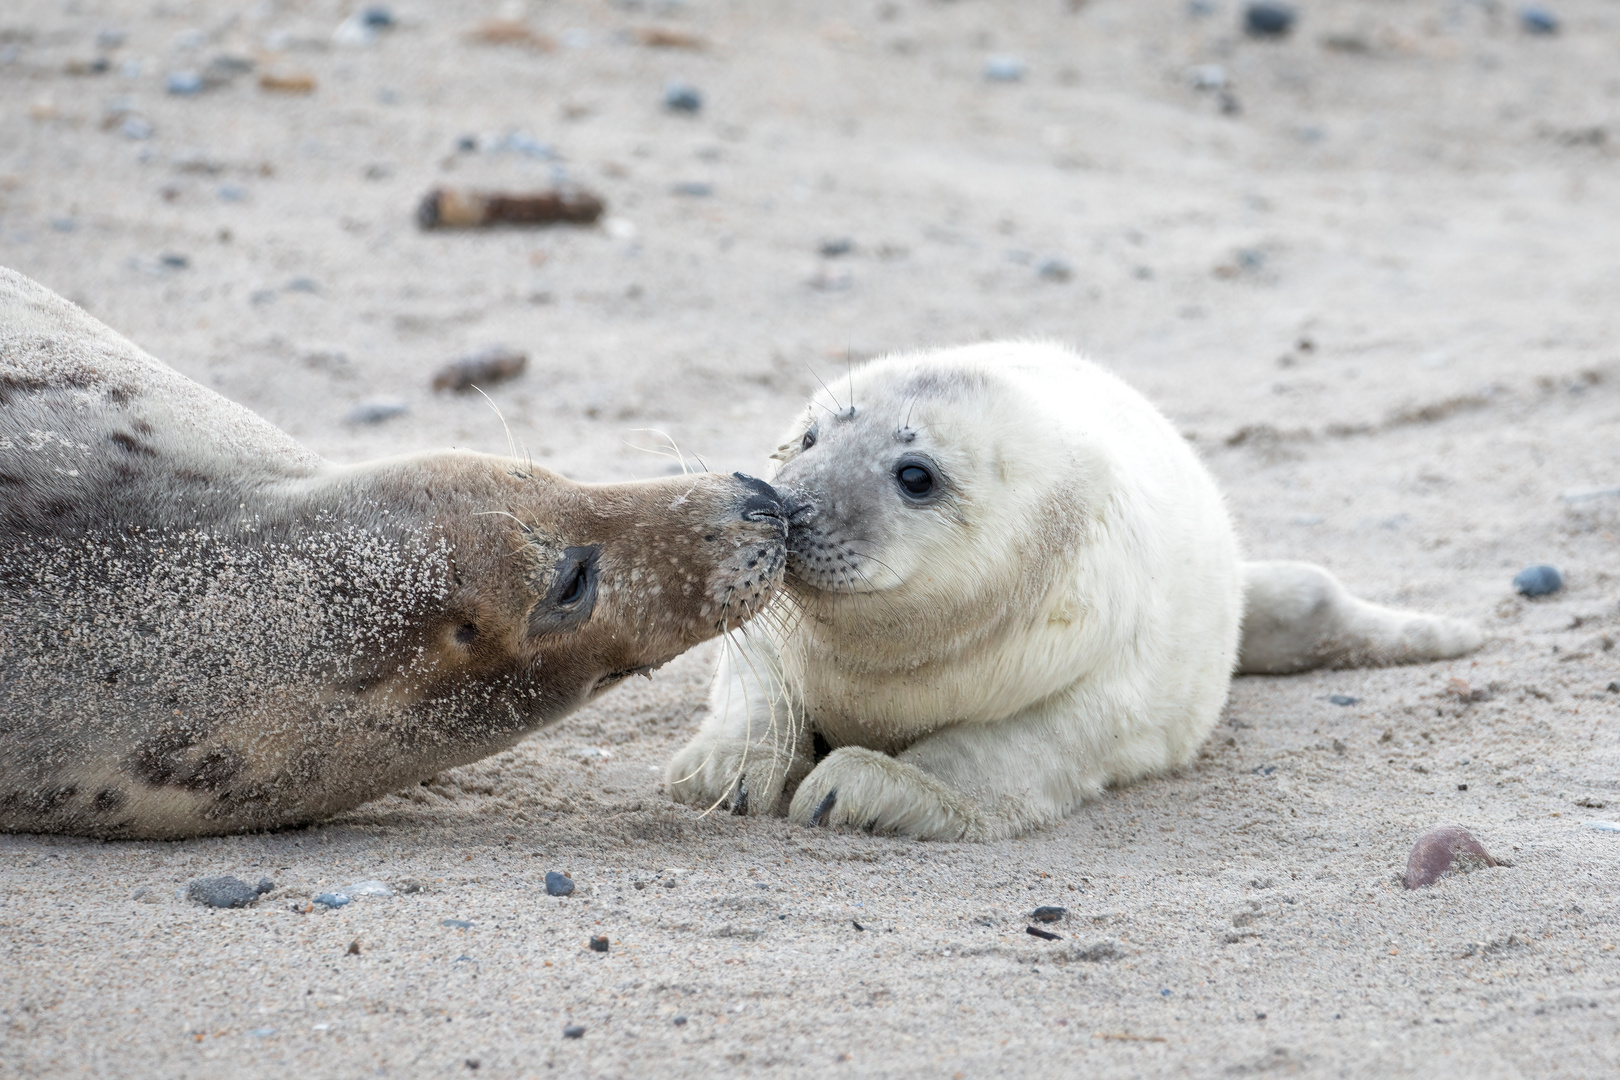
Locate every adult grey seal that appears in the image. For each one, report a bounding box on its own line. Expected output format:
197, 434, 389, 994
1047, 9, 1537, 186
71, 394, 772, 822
665, 342, 1481, 840
0, 266, 786, 839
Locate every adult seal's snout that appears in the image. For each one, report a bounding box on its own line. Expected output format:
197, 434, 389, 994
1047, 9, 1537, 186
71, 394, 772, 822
732, 472, 784, 523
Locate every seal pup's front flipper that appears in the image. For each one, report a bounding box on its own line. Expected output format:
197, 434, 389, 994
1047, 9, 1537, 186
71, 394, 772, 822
1236, 560, 1483, 674
783, 700, 1119, 842
664, 633, 813, 816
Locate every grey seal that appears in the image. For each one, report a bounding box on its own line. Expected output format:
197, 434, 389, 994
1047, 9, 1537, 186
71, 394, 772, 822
0, 266, 786, 838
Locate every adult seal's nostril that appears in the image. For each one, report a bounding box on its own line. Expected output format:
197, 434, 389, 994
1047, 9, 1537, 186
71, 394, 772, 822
731, 472, 784, 522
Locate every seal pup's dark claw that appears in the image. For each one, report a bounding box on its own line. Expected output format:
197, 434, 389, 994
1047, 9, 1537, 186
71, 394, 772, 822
809, 789, 838, 827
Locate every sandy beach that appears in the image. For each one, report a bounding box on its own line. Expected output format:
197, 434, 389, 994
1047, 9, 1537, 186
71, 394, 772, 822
3, 0, 1619, 1075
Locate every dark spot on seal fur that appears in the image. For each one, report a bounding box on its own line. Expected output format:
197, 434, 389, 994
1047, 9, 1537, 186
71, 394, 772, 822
124, 722, 206, 785
8, 786, 78, 814
132, 419, 154, 435
455, 622, 478, 645
93, 787, 126, 812
180, 746, 245, 793
42, 499, 73, 520
109, 432, 156, 456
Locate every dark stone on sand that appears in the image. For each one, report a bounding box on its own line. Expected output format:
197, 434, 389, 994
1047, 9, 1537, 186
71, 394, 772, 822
1513, 564, 1563, 597
431, 346, 527, 393
819, 237, 854, 257
1404, 824, 1498, 889
313, 892, 350, 908
345, 399, 408, 425
563, 1024, 586, 1038
1037, 257, 1073, 282
672, 1015, 687, 1026
663, 81, 703, 113
1031, 906, 1067, 923
442, 919, 473, 929
589, 935, 610, 952
545, 871, 575, 897
1328, 694, 1359, 706
187, 875, 274, 908
1519, 6, 1559, 34
361, 6, 396, 29
1244, 3, 1297, 37
1026, 925, 1062, 941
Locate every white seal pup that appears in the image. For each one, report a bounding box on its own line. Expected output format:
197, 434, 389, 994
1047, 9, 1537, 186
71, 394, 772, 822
665, 342, 1482, 840
0, 266, 786, 839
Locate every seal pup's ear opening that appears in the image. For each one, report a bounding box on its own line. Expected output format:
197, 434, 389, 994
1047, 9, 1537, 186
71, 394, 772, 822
528, 545, 600, 636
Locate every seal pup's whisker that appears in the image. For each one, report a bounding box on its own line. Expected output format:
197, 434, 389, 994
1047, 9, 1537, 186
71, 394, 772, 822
801, 360, 844, 415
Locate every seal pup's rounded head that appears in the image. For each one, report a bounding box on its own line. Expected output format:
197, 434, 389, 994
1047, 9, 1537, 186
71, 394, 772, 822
767, 346, 1108, 640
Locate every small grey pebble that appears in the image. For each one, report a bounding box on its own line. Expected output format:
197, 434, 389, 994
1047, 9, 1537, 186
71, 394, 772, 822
121, 117, 154, 140
819, 237, 854, 258
588, 935, 610, 953
159, 252, 189, 269
1244, 2, 1297, 37
97, 28, 128, 49
545, 871, 575, 897
1328, 694, 1359, 706
165, 70, 204, 95
672, 1015, 687, 1026
670, 181, 713, 197
1031, 906, 1067, 923
1513, 564, 1563, 597
313, 892, 350, 909
361, 5, 395, 28
663, 81, 703, 113
50, 218, 76, 233
983, 55, 1027, 82
563, 1024, 586, 1039
1037, 257, 1072, 282
285, 277, 320, 293
1519, 5, 1559, 34
187, 875, 274, 908
345, 399, 408, 424
441, 919, 473, 929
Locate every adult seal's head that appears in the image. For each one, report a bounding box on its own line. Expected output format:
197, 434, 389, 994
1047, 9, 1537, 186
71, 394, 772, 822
0, 267, 786, 839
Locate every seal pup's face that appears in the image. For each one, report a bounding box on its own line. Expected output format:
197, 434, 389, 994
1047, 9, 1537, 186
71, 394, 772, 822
766, 355, 1101, 649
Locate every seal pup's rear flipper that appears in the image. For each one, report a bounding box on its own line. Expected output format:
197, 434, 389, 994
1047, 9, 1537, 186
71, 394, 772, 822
1236, 560, 1483, 675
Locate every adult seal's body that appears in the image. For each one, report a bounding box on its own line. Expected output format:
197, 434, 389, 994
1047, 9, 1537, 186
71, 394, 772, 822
666, 343, 1481, 840
0, 267, 786, 839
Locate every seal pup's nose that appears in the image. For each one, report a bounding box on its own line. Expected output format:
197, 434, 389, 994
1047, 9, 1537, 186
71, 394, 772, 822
731, 472, 784, 521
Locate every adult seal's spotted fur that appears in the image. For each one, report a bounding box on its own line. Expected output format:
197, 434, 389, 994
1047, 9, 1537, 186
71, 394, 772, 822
665, 343, 1481, 840
0, 267, 786, 839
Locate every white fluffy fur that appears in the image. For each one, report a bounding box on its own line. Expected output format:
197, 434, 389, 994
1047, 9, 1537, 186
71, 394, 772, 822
666, 343, 1482, 840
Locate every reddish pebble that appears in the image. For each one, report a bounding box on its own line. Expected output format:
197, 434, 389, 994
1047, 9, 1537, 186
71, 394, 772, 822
1403, 824, 1498, 889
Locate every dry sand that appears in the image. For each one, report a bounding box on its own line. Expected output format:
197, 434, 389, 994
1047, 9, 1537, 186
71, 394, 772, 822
3, 0, 1620, 1076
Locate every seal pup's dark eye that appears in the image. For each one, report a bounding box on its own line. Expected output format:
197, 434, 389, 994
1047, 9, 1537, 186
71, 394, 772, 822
801, 426, 818, 452
897, 464, 934, 498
